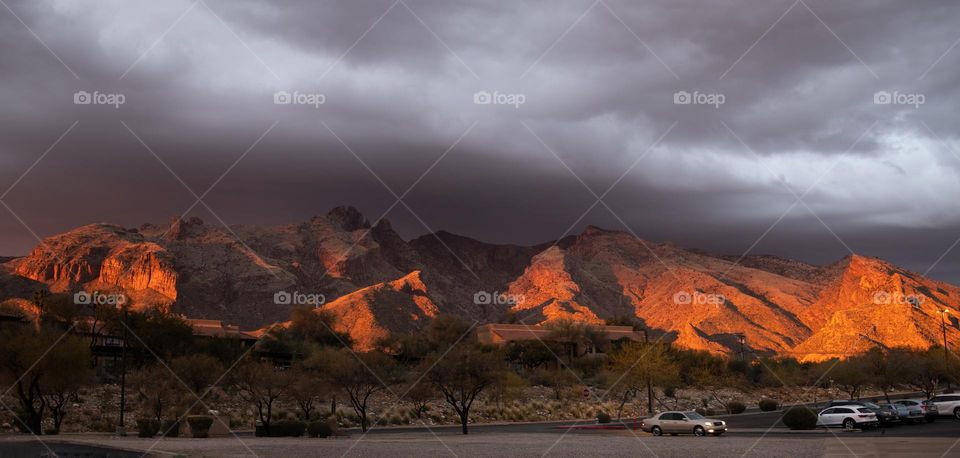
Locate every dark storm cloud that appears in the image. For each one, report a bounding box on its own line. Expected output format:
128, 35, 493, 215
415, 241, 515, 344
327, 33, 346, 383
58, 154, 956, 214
1, 0, 959, 281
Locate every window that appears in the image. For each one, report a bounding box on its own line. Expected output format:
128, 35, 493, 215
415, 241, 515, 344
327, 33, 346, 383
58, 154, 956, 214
857, 408, 873, 414
836, 408, 854, 414
820, 408, 836, 415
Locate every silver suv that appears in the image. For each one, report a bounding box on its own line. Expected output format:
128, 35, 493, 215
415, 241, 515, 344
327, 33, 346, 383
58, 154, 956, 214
893, 399, 938, 422
928, 394, 960, 419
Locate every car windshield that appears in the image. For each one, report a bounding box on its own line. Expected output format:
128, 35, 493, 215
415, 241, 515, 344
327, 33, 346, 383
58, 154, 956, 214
685, 412, 705, 420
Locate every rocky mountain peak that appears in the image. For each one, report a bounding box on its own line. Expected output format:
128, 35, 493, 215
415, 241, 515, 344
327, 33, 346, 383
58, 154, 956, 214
166, 216, 206, 241
325, 206, 370, 232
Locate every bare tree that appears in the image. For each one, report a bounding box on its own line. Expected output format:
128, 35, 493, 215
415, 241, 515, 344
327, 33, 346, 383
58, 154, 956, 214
424, 346, 504, 434
311, 349, 398, 432
231, 360, 290, 436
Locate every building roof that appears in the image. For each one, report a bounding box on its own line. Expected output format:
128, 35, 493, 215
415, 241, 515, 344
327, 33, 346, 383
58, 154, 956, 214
185, 318, 259, 341
477, 323, 646, 345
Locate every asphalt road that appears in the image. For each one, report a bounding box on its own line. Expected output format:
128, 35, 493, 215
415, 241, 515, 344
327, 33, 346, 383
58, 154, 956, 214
0, 439, 142, 457
346, 414, 960, 438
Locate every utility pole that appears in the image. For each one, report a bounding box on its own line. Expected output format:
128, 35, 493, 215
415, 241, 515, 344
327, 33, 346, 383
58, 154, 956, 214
119, 307, 128, 433
941, 309, 950, 362
641, 328, 652, 415
939, 308, 952, 392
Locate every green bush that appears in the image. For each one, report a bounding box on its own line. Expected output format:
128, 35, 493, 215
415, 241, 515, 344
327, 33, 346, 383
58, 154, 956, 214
758, 399, 779, 412
187, 415, 214, 438
272, 420, 307, 437
136, 419, 160, 438
727, 401, 746, 414
162, 419, 180, 437
307, 420, 334, 438
782, 407, 817, 430
597, 412, 611, 424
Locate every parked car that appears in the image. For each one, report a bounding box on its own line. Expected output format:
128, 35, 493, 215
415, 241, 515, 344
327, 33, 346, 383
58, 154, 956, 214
817, 406, 879, 429
826, 400, 898, 424
928, 394, 960, 419
893, 399, 938, 422
640, 411, 727, 436
879, 402, 923, 424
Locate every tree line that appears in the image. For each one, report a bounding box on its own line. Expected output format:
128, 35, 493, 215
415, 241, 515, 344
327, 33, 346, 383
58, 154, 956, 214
3, 299, 960, 436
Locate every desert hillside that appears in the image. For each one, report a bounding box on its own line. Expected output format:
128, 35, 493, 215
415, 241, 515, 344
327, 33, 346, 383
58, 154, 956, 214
3, 207, 958, 360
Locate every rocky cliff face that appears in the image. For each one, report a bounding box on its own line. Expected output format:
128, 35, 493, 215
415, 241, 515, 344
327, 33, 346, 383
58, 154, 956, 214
2, 207, 958, 359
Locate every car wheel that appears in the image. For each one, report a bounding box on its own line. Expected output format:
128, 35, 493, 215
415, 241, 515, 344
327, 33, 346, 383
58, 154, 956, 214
693, 426, 706, 437
954, 408, 960, 420
842, 419, 856, 430
651, 426, 662, 436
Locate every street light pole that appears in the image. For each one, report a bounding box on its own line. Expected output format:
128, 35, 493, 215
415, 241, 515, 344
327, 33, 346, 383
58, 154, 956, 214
737, 334, 745, 361
641, 328, 652, 415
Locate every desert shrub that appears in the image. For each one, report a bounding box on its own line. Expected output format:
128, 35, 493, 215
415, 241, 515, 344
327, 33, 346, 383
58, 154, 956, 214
308, 420, 334, 438
758, 399, 779, 412
663, 386, 677, 398
90, 417, 116, 433
695, 408, 715, 416
43, 428, 59, 435
136, 419, 160, 438
388, 414, 404, 425
727, 401, 746, 414
272, 420, 306, 437
597, 412, 611, 424
782, 407, 817, 430
187, 415, 214, 438
161, 419, 180, 437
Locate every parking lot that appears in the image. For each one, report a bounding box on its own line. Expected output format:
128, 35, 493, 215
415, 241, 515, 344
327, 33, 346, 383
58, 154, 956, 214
4, 412, 959, 457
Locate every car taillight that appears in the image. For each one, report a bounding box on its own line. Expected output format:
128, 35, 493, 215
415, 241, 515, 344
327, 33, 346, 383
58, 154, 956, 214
857, 414, 870, 418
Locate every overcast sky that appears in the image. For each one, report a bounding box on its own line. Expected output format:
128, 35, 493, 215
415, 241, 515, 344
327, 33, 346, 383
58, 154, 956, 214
1, 0, 959, 281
